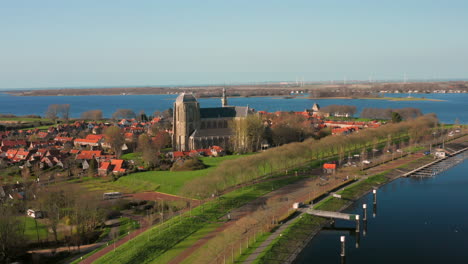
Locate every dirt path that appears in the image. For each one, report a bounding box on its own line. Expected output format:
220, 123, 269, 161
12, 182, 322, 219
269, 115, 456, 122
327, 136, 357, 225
28, 242, 105, 256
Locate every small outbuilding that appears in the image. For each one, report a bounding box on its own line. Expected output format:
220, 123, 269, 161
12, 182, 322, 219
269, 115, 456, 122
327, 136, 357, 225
323, 163, 337, 174
27, 209, 43, 219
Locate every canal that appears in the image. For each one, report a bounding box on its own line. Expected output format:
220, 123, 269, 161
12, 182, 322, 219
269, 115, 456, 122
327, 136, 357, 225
296, 160, 468, 264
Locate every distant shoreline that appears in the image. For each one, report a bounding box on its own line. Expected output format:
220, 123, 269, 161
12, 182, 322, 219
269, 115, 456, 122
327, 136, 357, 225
272, 96, 446, 102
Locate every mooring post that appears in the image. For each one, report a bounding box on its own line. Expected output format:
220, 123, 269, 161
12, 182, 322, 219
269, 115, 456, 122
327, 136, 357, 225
373, 189, 377, 218
340, 236, 346, 256
373, 189, 377, 204
340, 236, 346, 264
355, 215, 360, 233
362, 204, 367, 221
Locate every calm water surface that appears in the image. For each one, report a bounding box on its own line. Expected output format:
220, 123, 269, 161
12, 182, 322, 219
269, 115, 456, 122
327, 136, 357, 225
0, 93, 466, 124
296, 161, 468, 264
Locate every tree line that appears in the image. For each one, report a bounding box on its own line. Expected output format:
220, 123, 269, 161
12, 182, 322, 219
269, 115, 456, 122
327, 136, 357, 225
182, 114, 439, 198
229, 113, 322, 153
43, 104, 173, 121
360, 107, 422, 120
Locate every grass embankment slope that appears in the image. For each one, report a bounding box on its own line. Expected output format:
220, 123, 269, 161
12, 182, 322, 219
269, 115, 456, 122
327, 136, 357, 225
255, 172, 389, 264
182, 115, 439, 199
93, 176, 305, 264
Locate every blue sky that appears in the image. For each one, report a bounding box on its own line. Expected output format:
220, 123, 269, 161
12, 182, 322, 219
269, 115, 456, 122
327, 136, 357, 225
1, 0, 467, 89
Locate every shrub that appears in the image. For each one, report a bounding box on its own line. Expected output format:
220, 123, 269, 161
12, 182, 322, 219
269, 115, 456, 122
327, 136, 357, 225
170, 158, 206, 171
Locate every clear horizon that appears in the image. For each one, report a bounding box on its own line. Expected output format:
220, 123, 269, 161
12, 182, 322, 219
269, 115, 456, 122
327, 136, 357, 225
1, 0, 468, 89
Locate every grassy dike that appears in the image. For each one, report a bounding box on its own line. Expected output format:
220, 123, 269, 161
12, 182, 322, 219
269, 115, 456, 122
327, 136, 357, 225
254, 172, 390, 264
91, 176, 309, 264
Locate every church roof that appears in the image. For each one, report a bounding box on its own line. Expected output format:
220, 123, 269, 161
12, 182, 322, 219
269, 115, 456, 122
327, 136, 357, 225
175, 93, 197, 103
200, 106, 251, 118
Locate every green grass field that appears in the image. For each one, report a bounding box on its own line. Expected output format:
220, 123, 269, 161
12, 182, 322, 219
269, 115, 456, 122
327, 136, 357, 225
111, 155, 250, 195
0, 117, 50, 122
120, 152, 142, 161
118, 217, 140, 236
21, 216, 49, 241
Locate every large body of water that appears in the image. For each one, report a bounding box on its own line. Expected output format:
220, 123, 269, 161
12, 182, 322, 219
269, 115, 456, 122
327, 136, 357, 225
0, 93, 466, 124
296, 160, 468, 264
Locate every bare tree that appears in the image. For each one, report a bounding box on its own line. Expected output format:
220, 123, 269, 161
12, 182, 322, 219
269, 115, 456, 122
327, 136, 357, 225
230, 115, 264, 153
41, 190, 67, 245
112, 109, 136, 120
0, 206, 25, 263
45, 104, 71, 122
45, 104, 60, 122
138, 134, 160, 168
81, 110, 103, 121
104, 126, 125, 157
60, 104, 70, 121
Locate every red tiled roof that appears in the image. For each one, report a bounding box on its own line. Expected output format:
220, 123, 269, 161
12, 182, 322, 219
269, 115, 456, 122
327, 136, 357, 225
6, 149, 18, 159
85, 134, 104, 140
54, 136, 73, 142
211, 145, 224, 152
173, 151, 185, 158
37, 132, 49, 138
70, 149, 80, 154
75, 138, 100, 144
2, 140, 27, 147
99, 161, 111, 170
76, 150, 102, 160
323, 163, 337, 169
111, 159, 126, 173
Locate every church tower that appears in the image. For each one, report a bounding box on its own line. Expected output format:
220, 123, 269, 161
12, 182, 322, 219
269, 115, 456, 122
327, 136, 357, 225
221, 87, 228, 107
172, 93, 200, 151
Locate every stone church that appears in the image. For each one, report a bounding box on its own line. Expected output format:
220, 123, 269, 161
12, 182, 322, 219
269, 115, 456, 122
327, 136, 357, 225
172, 88, 254, 151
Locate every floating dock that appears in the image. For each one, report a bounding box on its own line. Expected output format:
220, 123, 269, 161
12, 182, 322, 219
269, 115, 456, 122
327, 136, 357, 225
404, 147, 467, 178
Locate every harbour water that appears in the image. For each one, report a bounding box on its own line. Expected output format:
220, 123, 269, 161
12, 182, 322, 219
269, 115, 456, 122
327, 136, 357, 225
295, 160, 468, 264
0, 93, 466, 124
